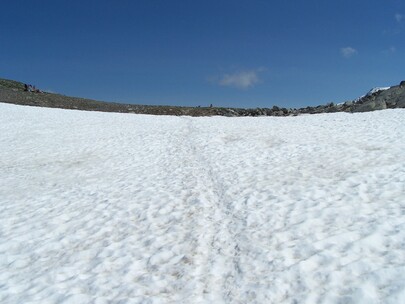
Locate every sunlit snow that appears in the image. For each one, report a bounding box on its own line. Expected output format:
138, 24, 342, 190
1, 103, 404, 303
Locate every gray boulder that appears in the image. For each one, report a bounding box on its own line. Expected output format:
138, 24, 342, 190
397, 98, 405, 108
352, 82, 405, 111
353, 99, 387, 112
377, 85, 405, 108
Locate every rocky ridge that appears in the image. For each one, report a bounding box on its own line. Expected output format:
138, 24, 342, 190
1, 78, 404, 117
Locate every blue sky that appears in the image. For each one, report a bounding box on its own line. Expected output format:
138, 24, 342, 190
1, 0, 404, 108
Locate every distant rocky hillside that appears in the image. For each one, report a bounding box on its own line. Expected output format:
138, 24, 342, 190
0, 78, 404, 116
351, 83, 405, 112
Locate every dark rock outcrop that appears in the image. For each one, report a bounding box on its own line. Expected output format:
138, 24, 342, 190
352, 83, 405, 111
353, 99, 387, 112
1, 78, 404, 117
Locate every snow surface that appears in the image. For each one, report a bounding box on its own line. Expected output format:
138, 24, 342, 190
1, 103, 405, 303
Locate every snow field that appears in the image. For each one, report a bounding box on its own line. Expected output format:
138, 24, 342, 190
0, 103, 405, 303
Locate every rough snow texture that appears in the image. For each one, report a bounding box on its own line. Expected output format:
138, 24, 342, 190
1, 103, 405, 303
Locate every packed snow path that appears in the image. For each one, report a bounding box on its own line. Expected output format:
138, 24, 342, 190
1, 103, 405, 303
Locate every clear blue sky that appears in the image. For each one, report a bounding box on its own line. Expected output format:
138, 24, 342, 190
1, 0, 404, 108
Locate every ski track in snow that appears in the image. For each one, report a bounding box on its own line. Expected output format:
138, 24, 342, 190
0, 103, 405, 303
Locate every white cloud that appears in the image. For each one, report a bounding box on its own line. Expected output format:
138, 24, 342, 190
341, 47, 357, 58
218, 70, 261, 89
395, 13, 403, 23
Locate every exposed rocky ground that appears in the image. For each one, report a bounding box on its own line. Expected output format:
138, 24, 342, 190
1, 78, 404, 116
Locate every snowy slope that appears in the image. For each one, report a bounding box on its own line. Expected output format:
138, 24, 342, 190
1, 103, 405, 303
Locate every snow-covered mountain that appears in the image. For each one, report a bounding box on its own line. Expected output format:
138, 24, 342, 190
1, 103, 405, 303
